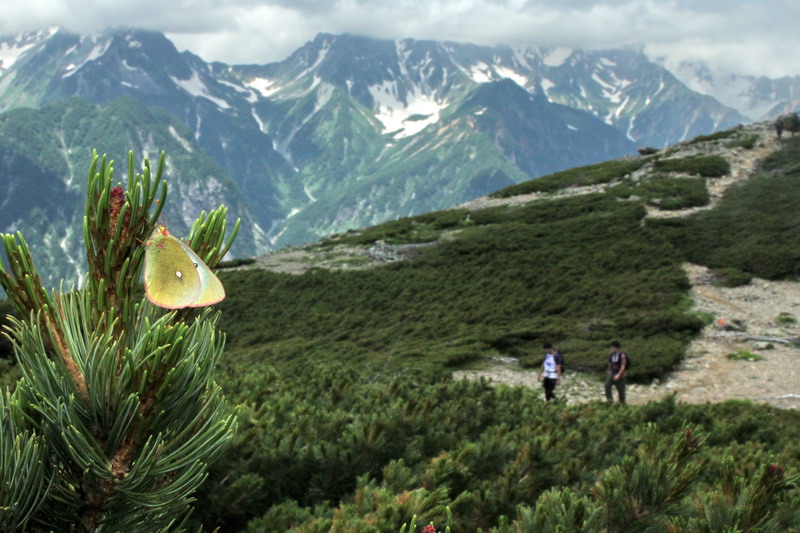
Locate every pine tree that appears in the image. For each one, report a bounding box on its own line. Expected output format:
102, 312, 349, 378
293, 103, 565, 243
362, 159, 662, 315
0, 151, 238, 531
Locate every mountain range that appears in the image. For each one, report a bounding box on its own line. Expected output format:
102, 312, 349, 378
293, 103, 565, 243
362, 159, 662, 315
0, 27, 793, 286
658, 59, 800, 121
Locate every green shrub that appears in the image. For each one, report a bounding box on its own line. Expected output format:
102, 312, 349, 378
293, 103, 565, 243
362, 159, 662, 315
612, 175, 710, 210
760, 136, 800, 174
776, 312, 797, 325
726, 350, 764, 361
688, 310, 715, 325
727, 133, 759, 150
332, 209, 474, 246
649, 141, 800, 280
686, 130, 757, 150
653, 155, 731, 177
216, 257, 257, 269
712, 267, 753, 287
183, 127, 800, 531
491, 159, 646, 197
189, 368, 800, 531
688, 130, 739, 144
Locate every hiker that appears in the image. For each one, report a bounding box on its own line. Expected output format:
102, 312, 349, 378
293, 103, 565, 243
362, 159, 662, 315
775, 112, 800, 138
537, 342, 563, 401
605, 340, 628, 404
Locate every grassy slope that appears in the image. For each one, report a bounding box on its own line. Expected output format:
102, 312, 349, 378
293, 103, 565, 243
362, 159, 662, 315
213, 128, 800, 390
218, 193, 701, 382
650, 137, 800, 281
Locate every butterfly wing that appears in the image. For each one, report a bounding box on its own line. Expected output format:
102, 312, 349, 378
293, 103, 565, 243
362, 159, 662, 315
174, 238, 226, 307
144, 231, 202, 309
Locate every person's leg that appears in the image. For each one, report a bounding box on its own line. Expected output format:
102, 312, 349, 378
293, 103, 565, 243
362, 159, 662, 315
544, 378, 556, 401
604, 373, 614, 402
615, 377, 626, 404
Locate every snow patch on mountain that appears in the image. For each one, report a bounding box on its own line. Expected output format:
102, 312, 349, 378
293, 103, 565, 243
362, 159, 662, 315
369, 80, 447, 137
494, 66, 528, 88
315, 82, 334, 112
310, 39, 330, 71
217, 78, 251, 96
246, 77, 280, 98
510, 46, 535, 72
121, 59, 140, 72
170, 71, 231, 109
0, 40, 36, 71
540, 78, 555, 98
251, 109, 267, 133
62, 37, 112, 78
467, 62, 493, 83
0, 27, 57, 72
626, 116, 637, 142
123, 34, 142, 49
543, 47, 572, 67
169, 125, 193, 152
593, 70, 632, 104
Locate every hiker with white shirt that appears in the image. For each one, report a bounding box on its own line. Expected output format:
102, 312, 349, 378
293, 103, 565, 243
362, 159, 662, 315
537, 342, 564, 401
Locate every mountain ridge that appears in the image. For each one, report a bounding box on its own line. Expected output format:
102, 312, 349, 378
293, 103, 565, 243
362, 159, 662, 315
0, 27, 790, 287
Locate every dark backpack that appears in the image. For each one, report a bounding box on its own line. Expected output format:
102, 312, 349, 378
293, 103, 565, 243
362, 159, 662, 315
611, 351, 631, 370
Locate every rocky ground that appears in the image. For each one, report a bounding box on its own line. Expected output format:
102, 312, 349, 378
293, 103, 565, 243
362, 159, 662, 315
247, 121, 800, 409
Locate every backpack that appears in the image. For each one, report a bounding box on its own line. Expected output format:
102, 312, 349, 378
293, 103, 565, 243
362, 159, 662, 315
611, 351, 631, 370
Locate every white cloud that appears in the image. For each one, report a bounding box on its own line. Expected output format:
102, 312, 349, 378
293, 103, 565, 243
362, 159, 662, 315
0, 0, 797, 78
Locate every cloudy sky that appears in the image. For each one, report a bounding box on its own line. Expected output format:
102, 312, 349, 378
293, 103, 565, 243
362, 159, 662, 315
2, 0, 798, 78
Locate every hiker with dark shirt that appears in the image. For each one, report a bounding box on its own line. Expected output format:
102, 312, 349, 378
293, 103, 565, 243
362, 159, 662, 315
605, 340, 628, 404
537, 343, 563, 401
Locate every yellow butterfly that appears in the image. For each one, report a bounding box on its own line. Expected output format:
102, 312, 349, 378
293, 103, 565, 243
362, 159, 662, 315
143, 225, 225, 309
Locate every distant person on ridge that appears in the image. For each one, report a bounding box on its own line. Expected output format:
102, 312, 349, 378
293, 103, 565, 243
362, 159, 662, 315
605, 340, 629, 404
537, 343, 563, 401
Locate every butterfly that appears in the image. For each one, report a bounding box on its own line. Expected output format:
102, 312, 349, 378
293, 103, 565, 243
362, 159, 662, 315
143, 224, 225, 309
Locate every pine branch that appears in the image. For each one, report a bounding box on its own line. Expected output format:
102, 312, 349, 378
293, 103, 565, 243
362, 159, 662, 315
0, 235, 88, 403
0, 390, 53, 531
0, 150, 238, 531
590, 425, 703, 533
84, 150, 166, 342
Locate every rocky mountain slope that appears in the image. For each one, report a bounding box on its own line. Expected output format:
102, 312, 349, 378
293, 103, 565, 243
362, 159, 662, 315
0, 97, 260, 285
